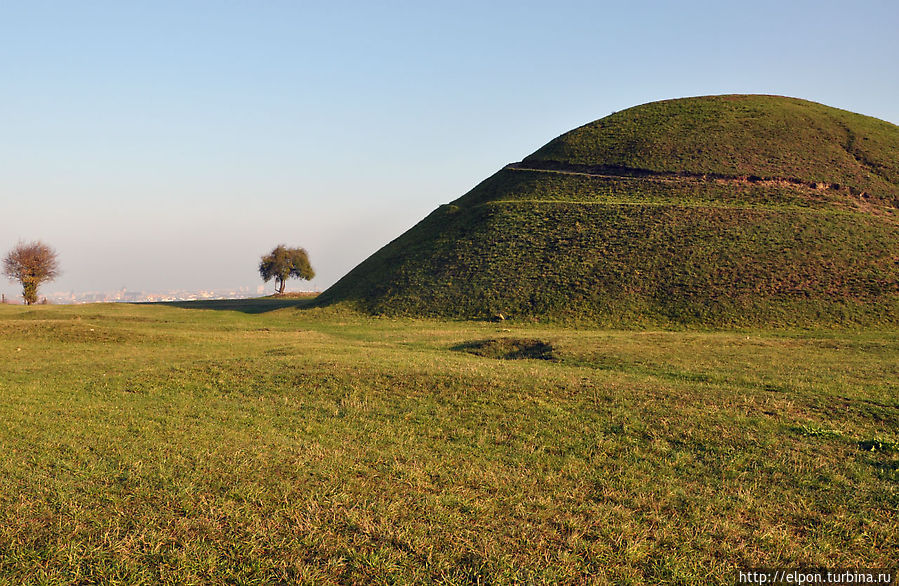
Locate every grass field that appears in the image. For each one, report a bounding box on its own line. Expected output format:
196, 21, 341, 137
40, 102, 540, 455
0, 299, 896, 584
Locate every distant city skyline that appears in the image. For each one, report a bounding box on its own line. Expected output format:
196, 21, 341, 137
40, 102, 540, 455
3, 1, 899, 301
0, 285, 316, 305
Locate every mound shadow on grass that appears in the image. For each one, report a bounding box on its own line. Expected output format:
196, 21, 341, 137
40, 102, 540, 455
150, 295, 319, 314
453, 337, 559, 361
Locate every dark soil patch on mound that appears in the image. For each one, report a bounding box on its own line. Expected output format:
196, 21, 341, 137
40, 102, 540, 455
455, 338, 558, 361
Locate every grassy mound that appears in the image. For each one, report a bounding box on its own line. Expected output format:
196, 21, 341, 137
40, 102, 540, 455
318, 95, 899, 326
526, 95, 899, 200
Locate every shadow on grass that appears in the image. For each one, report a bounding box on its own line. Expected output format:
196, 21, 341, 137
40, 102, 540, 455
144, 295, 319, 315
453, 337, 559, 361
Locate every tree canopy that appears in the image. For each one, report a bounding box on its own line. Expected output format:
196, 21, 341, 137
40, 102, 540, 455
3, 241, 61, 305
259, 245, 314, 295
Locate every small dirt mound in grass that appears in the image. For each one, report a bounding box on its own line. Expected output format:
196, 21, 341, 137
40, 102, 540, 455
455, 338, 558, 361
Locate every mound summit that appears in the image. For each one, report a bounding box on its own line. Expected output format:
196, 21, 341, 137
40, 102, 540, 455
319, 95, 899, 326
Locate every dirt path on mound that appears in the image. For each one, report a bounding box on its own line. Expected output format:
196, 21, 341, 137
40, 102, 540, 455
505, 161, 899, 223
506, 161, 844, 192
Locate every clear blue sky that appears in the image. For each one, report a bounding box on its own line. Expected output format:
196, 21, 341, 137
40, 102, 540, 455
3, 0, 898, 298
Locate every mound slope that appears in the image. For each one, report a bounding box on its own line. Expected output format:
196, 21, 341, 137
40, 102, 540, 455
319, 95, 899, 326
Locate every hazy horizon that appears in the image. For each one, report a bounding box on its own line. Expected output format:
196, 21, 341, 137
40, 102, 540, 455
4, 0, 899, 301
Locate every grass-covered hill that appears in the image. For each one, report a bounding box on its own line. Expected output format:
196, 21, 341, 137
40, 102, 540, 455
318, 95, 899, 326
526, 95, 899, 199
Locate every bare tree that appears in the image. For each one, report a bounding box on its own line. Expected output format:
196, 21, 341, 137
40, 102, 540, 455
259, 245, 314, 294
3, 241, 60, 305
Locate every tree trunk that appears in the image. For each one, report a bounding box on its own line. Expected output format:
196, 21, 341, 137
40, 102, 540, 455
23, 281, 38, 305
278, 279, 286, 295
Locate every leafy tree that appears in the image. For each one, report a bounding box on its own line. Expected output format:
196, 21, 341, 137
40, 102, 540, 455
259, 245, 314, 294
3, 241, 60, 305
